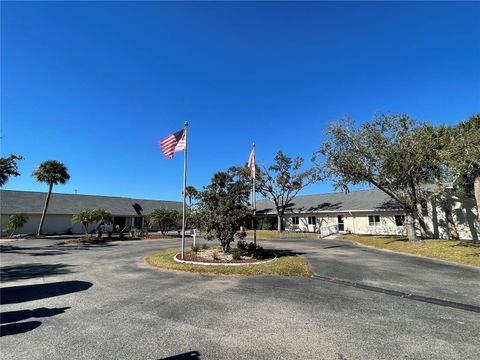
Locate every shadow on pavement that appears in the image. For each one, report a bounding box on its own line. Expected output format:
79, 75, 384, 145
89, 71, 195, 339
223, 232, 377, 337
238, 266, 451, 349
0, 321, 42, 337
273, 249, 307, 257
0, 263, 74, 282
1, 307, 71, 324
1, 280, 92, 305
161, 351, 201, 359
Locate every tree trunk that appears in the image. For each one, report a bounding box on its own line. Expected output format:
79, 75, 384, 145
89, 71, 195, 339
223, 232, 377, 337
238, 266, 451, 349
442, 196, 459, 240
474, 174, 480, 221
405, 211, 418, 242
37, 183, 53, 236
277, 214, 283, 233
84, 224, 89, 235
415, 202, 428, 239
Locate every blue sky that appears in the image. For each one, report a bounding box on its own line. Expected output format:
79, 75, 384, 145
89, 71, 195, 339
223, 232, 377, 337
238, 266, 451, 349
1, 1, 479, 201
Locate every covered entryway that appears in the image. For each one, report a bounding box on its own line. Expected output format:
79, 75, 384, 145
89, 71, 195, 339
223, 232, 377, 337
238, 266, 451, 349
113, 216, 126, 232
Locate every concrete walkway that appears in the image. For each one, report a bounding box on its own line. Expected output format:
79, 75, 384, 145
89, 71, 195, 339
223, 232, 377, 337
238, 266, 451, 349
1, 237, 479, 360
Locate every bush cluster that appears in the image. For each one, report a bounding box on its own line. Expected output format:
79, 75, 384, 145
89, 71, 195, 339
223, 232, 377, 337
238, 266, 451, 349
236, 240, 268, 259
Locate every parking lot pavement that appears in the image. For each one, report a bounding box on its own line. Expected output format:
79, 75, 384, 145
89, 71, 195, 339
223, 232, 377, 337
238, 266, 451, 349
1, 237, 479, 360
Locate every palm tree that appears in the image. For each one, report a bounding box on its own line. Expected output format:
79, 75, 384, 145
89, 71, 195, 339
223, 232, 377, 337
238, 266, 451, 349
185, 185, 198, 210
92, 209, 113, 235
72, 209, 95, 235
4, 214, 28, 236
33, 160, 70, 236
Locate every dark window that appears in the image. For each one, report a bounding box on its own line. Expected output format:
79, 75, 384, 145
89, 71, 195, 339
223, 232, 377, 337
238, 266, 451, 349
292, 217, 299, 225
395, 215, 406, 226
368, 215, 381, 226
308, 216, 316, 225
421, 201, 429, 217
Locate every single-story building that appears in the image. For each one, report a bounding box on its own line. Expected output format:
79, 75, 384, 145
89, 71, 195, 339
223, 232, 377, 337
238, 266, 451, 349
256, 189, 480, 241
0, 190, 182, 235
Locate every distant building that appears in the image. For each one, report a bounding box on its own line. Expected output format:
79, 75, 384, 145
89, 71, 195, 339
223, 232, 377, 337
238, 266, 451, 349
0, 190, 182, 235
256, 189, 480, 240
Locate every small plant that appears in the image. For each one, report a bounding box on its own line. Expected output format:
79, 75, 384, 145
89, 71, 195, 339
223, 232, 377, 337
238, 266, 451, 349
252, 246, 266, 260
237, 240, 247, 251
3, 214, 28, 237
247, 242, 257, 253
231, 249, 241, 260
201, 243, 209, 250
130, 228, 148, 238
96, 230, 103, 239
191, 245, 199, 253
212, 251, 219, 261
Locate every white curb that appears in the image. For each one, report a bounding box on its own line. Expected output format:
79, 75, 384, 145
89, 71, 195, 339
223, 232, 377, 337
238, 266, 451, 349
173, 254, 278, 266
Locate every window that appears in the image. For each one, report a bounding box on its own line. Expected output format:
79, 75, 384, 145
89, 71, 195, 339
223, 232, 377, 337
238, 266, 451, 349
292, 216, 299, 225
308, 216, 316, 225
395, 215, 406, 226
368, 215, 381, 226
421, 201, 429, 217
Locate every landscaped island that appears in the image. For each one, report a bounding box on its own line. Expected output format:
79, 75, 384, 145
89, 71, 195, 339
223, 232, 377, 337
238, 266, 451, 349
145, 243, 312, 276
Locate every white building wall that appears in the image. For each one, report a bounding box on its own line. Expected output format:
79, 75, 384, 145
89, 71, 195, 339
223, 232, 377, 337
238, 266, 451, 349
282, 199, 480, 240
1, 214, 85, 235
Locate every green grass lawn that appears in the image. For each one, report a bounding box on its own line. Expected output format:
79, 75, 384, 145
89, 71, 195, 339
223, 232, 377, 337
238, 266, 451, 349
336, 234, 480, 267
145, 248, 313, 277
246, 230, 319, 240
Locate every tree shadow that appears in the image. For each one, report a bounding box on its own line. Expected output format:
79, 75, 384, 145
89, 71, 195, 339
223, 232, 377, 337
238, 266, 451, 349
161, 351, 201, 359
322, 245, 348, 249
273, 249, 307, 257
0, 321, 41, 337
1, 280, 92, 305
0, 263, 74, 282
0, 244, 71, 256
0, 307, 70, 324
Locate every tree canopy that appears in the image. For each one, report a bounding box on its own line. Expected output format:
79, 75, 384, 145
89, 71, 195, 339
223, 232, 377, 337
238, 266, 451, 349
196, 170, 250, 253
33, 160, 71, 236
0, 154, 24, 187
254, 151, 321, 232
440, 114, 480, 219
316, 114, 438, 241
147, 208, 180, 235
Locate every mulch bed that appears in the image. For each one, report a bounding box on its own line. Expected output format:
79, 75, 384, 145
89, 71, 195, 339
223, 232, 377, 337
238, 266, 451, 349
63, 234, 180, 245
177, 252, 275, 264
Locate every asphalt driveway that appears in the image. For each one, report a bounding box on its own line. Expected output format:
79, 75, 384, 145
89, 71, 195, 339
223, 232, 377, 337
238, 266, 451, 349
1, 236, 479, 360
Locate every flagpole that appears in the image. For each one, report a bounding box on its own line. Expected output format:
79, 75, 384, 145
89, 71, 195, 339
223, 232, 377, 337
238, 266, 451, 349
252, 143, 256, 246
181, 121, 188, 260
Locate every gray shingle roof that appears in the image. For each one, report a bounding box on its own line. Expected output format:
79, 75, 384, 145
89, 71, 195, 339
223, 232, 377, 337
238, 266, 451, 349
0, 190, 182, 216
256, 188, 403, 215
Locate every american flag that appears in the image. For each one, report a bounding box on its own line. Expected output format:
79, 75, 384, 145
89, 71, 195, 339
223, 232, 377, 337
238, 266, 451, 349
248, 148, 255, 179
159, 129, 186, 159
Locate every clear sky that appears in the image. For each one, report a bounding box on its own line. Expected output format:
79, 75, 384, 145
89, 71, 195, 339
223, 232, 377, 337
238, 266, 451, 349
1, 1, 479, 201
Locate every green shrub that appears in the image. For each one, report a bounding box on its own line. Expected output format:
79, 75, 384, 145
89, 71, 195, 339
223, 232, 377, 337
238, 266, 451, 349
261, 221, 275, 231
231, 249, 241, 260
201, 243, 209, 250
237, 240, 247, 251
212, 251, 219, 260
191, 245, 199, 253
130, 228, 148, 238
252, 246, 267, 259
